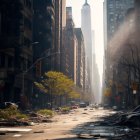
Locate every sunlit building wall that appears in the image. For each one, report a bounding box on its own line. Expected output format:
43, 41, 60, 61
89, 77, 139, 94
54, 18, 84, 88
61, 7, 77, 84
75, 28, 86, 90
62, 0, 66, 28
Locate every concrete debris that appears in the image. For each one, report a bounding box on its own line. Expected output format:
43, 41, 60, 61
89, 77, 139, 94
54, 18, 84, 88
33, 130, 44, 133
74, 105, 140, 139
77, 133, 94, 139
13, 134, 22, 137
0, 112, 52, 126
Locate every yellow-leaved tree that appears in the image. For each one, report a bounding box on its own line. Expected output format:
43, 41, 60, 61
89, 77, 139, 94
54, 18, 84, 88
34, 71, 80, 107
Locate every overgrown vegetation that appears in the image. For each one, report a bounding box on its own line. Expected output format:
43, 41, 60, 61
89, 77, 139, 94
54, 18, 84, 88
34, 71, 80, 106
0, 106, 28, 120
60, 106, 71, 113
37, 109, 54, 117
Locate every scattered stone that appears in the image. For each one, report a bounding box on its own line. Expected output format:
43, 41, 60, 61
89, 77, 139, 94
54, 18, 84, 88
13, 134, 22, 137
29, 122, 35, 126
82, 112, 88, 115
29, 112, 38, 117
34, 130, 44, 133
77, 133, 94, 139
42, 119, 52, 123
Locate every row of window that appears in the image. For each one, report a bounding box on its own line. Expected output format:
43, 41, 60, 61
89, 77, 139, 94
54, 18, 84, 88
0, 54, 13, 68
24, 0, 32, 9
108, 0, 134, 9
0, 13, 1, 35
0, 54, 32, 71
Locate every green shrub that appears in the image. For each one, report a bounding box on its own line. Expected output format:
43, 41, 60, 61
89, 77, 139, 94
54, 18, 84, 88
37, 109, 54, 117
16, 113, 28, 120
61, 106, 70, 112
0, 106, 28, 120
0, 109, 10, 119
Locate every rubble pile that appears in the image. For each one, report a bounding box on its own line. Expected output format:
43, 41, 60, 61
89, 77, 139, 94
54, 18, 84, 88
0, 111, 53, 126
75, 105, 140, 140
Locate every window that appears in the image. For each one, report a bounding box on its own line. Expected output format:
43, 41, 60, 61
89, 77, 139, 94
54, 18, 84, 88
110, 18, 114, 22
8, 56, 13, 68
24, 0, 32, 9
0, 54, 5, 67
24, 17, 32, 29
0, 12, 1, 35
109, 4, 113, 8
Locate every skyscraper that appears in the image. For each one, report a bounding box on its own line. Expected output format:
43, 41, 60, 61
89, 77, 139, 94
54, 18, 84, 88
81, 0, 92, 95
103, 0, 134, 84
103, 0, 135, 105
104, 0, 134, 43
81, 0, 92, 67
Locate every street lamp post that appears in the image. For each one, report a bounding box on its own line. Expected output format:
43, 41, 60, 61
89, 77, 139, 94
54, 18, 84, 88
22, 51, 61, 97
21, 42, 39, 95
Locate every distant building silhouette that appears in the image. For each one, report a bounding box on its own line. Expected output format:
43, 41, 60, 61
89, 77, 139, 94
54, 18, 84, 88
61, 7, 87, 95
81, 0, 92, 95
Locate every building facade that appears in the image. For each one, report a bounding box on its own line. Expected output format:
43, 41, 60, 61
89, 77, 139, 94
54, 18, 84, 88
0, 0, 33, 105
61, 8, 88, 103
61, 7, 77, 83
33, 0, 55, 76
33, 0, 66, 108
0, 0, 66, 108
32, 0, 56, 108
105, 0, 134, 42
103, 0, 135, 106
74, 28, 86, 91
103, 0, 134, 86
54, 0, 66, 71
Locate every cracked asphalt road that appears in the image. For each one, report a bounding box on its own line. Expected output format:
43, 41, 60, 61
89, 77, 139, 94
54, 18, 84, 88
0, 107, 115, 140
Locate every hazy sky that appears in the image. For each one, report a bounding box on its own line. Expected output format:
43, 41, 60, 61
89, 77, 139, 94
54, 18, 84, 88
66, 0, 104, 81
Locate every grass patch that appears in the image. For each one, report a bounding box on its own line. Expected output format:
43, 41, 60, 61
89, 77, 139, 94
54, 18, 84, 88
61, 106, 71, 112
37, 109, 54, 117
